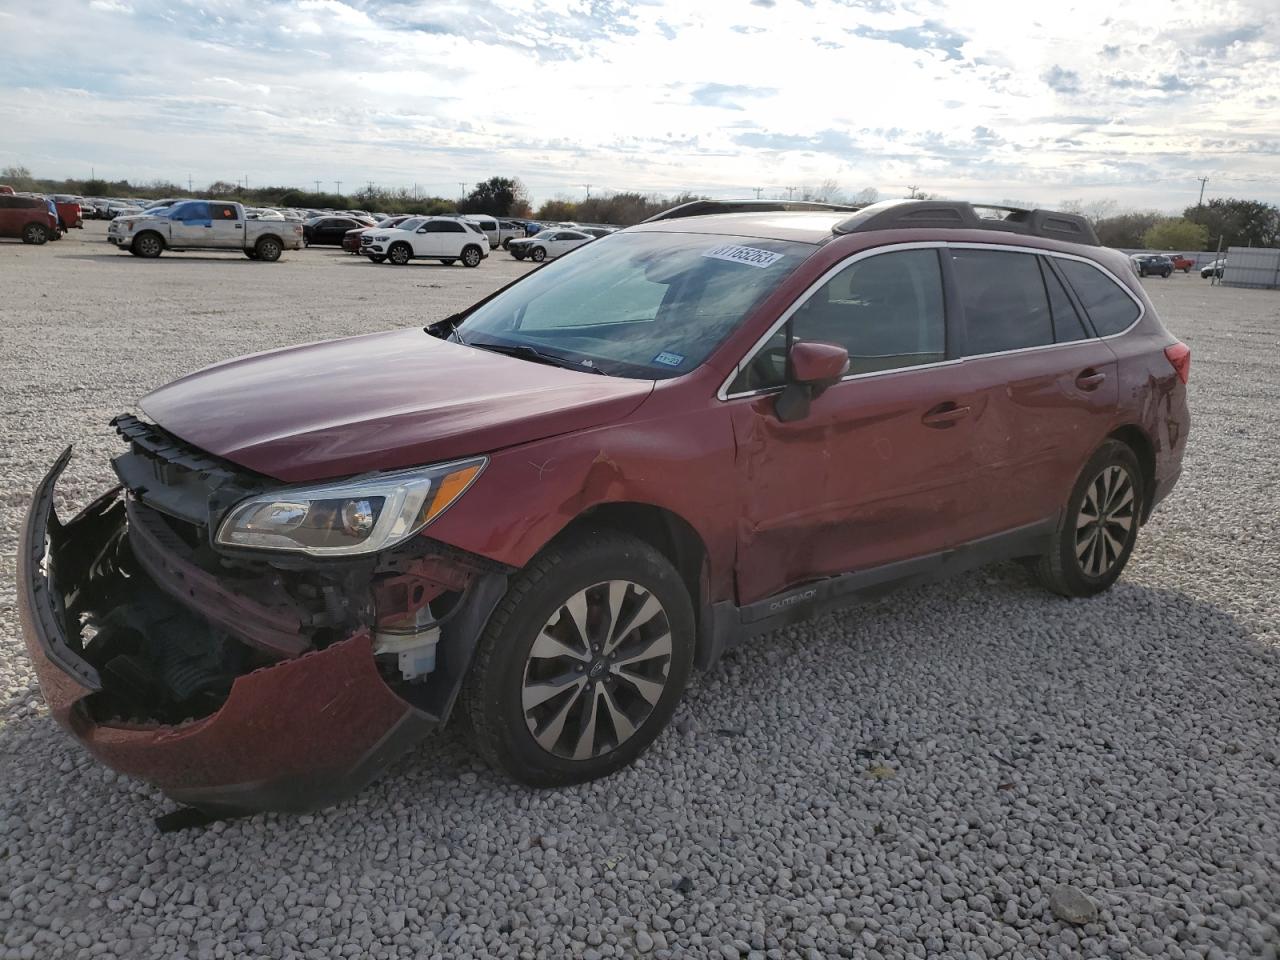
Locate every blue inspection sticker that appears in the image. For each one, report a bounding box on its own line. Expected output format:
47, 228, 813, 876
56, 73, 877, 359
652, 351, 686, 367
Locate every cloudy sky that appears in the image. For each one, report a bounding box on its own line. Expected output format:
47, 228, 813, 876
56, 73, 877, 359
2, 0, 1279, 210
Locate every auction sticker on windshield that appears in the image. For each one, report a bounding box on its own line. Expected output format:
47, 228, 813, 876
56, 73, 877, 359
702, 243, 784, 269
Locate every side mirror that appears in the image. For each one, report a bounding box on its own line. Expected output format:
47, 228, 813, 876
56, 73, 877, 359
774, 341, 850, 423
417, 227, 429, 234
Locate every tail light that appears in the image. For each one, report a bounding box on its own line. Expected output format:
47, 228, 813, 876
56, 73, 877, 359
1164, 341, 1191, 384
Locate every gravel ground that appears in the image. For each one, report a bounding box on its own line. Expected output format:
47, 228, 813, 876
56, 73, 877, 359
1, 225, 1278, 960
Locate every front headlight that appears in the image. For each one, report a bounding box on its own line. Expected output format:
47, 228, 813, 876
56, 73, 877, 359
375, 235, 390, 241
215, 458, 485, 556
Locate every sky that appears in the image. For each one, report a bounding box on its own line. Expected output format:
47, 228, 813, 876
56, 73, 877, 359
2, 0, 1279, 211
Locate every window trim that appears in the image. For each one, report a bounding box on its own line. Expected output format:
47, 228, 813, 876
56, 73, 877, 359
717, 241, 1145, 402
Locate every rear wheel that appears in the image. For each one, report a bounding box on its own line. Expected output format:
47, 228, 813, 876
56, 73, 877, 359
530, 246, 547, 262
462, 245, 483, 268
388, 243, 412, 265
1162, 269, 1171, 278
22, 223, 49, 245
1033, 440, 1144, 597
462, 532, 694, 786
255, 237, 282, 262
132, 232, 163, 258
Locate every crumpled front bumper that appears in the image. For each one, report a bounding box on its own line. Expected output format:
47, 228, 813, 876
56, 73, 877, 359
17, 450, 439, 815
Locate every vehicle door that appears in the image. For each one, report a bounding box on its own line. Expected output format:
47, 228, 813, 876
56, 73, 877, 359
169, 201, 212, 245
0, 196, 19, 237
410, 220, 447, 256
946, 246, 1119, 533
435, 219, 469, 256
728, 245, 993, 605
207, 202, 245, 248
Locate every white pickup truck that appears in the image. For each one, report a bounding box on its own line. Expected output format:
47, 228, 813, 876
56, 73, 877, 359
107, 200, 304, 261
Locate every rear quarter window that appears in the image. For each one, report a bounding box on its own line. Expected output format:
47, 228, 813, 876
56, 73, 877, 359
1057, 259, 1141, 336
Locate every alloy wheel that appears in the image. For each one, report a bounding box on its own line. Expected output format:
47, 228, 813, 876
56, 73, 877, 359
522, 580, 673, 761
1075, 465, 1136, 578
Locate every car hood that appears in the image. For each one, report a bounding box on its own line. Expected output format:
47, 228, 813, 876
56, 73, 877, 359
140, 329, 655, 483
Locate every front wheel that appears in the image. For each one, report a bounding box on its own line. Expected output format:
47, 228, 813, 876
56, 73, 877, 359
388, 243, 412, 265
512, 250, 526, 261
461, 532, 695, 786
132, 232, 163, 258
530, 246, 547, 262
1032, 440, 1144, 598
461, 246, 482, 268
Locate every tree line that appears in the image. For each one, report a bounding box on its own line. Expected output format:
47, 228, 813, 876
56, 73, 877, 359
4, 164, 1278, 243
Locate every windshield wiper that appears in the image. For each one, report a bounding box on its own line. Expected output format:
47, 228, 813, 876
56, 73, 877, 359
468, 340, 607, 374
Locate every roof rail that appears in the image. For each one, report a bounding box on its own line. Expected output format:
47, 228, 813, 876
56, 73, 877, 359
642, 198, 864, 223
832, 199, 1100, 246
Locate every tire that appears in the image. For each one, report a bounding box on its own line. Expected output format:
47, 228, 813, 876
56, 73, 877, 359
502, 238, 511, 250
132, 232, 163, 258
22, 223, 49, 245
1162, 269, 1171, 278
255, 237, 282, 262
461, 531, 695, 787
440, 259, 456, 266
1033, 440, 1144, 598
512, 250, 526, 261
1182, 267, 1190, 273
461, 245, 483, 268
367, 255, 386, 263
388, 243, 412, 265
245, 249, 259, 260
530, 246, 547, 262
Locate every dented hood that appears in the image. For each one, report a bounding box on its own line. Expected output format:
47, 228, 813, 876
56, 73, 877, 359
140, 328, 654, 482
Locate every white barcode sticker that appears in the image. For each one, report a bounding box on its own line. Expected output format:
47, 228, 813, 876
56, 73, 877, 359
702, 243, 783, 269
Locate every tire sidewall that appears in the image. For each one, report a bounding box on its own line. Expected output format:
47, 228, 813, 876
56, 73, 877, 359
462, 246, 481, 267
389, 243, 411, 265
1054, 442, 1144, 595
473, 535, 695, 786
531, 246, 546, 262
256, 238, 281, 262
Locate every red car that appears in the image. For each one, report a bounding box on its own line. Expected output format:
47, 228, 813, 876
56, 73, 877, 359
19, 199, 1190, 815
49, 196, 84, 230
0, 194, 58, 243
1168, 254, 1195, 273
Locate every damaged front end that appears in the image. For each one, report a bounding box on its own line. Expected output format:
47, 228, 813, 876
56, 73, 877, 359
17, 418, 508, 814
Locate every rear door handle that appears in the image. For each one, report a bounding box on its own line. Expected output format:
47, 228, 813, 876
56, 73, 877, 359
922, 401, 971, 427
1076, 369, 1107, 390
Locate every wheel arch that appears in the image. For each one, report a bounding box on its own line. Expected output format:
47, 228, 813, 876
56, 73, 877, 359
255, 232, 284, 248
1106, 424, 1157, 523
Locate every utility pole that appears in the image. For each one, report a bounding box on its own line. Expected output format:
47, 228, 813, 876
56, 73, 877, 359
244, 174, 248, 192
458, 182, 468, 198
906, 184, 919, 199
582, 184, 592, 198
785, 186, 796, 200
335, 181, 342, 196
188, 174, 193, 193
753, 187, 763, 199
1196, 176, 1209, 206
314, 180, 321, 194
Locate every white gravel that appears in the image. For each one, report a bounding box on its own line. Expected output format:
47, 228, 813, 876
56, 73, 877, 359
2, 226, 1278, 960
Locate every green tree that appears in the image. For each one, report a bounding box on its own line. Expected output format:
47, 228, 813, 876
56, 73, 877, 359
535, 198, 579, 221
1094, 211, 1164, 248
1185, 197, 1280, 248
459, 176, 528, 217
1142, 219, 1209, 251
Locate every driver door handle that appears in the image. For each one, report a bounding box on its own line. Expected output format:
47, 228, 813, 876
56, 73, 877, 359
922, 401, 971, 427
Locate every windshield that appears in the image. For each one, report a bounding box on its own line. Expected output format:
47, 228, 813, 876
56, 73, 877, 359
456, 231, 811, 378
395, 217, 426, 232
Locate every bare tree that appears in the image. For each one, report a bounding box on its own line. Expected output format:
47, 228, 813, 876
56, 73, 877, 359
851, 187, 880, 205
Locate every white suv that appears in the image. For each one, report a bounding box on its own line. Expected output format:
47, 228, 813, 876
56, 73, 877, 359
365, 216, 490, 267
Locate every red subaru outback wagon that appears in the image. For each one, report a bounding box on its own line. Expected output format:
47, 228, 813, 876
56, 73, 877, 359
20, 199, 1190, 815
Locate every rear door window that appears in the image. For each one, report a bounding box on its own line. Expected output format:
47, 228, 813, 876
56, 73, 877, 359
1057, 259, 1141, 336
1041, 258, 1090, 342
951, 249, 1053, 355
210, 203, 238, 220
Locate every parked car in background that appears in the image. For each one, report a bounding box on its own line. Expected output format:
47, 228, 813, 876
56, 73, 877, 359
364, 216, 489, 267
1201, 258, 1226, 279
145, 198, 186, 210
17, 198, 1191, 813
304, 215, 375, 246
107, 199, 304, 261
1130, 254, 1173, 278
48, 196, 84, 230
106, 201, 145, 219
581, 226, 618, 239
0, 184, 14, 196
0, 194, 58, 244
1167, 254, 1195, 273
349, 215, 414, 255
508, 228, 595, 262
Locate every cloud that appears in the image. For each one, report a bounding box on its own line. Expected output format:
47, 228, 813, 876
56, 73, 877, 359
1042, 64, 1080, 93
848, 19, 967, 60
688, 83, 777, 110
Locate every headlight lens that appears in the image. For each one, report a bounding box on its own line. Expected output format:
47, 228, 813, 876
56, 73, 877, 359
215, 458, 485, 556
